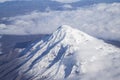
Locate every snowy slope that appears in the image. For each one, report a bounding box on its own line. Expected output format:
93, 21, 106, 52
0, 36, 2, 54
0, 25, 120, 80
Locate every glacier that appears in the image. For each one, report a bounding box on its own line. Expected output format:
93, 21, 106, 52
0, 25, 120, 80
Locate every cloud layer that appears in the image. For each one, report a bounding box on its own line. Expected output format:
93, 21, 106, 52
51, 0, 81, 3
0, 0, 32, 3
0, 3, 120, 41
0, 0, 12, 3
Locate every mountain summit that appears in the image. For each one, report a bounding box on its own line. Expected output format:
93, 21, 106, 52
0, 25, 120, 80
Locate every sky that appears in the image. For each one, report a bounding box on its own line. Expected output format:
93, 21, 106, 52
0, 0, 120, 41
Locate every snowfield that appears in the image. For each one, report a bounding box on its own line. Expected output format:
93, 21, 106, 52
0, 36, 2, 54
0, 25, 120, 80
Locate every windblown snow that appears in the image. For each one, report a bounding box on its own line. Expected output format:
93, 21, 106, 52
0, 25, 120, 80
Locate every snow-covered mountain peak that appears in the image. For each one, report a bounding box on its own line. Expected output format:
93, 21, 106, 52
56, 25, 75, 35
58, 25, 72, 30
0, 25, 120, 80
57, 25, 81, 34
51, 25, 94, 45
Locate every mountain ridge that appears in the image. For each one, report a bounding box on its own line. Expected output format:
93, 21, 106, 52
0, 25, 120, 80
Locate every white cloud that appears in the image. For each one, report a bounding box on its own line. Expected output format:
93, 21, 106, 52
0, 0, 32, 3
0, 0, 13, 3
0, 3, 120, 41
62, 4, 73, 9
51, 0, 81, 3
